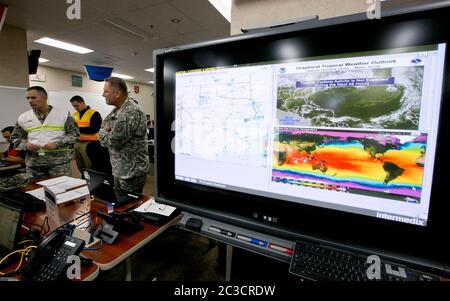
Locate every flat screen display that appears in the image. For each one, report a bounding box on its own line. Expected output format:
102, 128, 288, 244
0, 201, 22, 251
155, 5, 450, 262
174, 44, 445, 227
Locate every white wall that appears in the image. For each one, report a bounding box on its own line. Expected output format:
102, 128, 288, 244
0, 85, 28, 130
231, 0, 368, 35
0, 24, 28, 144
30, 65, 154, 118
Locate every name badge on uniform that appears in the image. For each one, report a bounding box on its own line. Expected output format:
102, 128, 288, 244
38, 149, 45, 156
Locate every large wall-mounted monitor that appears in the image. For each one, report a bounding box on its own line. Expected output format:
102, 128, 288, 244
154, 3, 450, 265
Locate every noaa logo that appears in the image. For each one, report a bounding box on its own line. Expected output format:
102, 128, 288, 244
411, 58, 422, 64
279, 67, 287, 73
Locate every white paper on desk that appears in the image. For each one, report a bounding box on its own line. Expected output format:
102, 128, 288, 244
26, 185, 90, 204
56, 185, 90, 204
37, 176, 71, 186
47, 186, 66, 195
133, 198, 176, 216
37, 176, 86, 191
52, 178, 86, 191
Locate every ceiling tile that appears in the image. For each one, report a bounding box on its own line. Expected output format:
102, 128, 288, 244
125, 3, 204, 38
2, 0, 230, 83
170, 0, 229, 33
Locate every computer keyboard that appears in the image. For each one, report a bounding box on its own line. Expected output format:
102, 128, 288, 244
289, 240, 442, 281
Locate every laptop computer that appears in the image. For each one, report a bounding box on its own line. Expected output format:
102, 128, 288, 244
0, 197, 24, 264
82, 169, 141, 206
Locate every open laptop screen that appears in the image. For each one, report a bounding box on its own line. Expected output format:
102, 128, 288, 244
82, 169, 141, 205
0, 198, 23, 254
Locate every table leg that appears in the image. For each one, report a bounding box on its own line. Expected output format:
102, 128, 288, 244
226, 244, 233, 281
125, 257, 132, 281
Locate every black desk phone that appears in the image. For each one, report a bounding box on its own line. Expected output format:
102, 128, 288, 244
22, 228, 85, 281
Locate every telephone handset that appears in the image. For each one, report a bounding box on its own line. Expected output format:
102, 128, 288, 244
22, 229, 85, 281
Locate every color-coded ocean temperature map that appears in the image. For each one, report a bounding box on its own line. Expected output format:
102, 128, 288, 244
272, 129, 427, 203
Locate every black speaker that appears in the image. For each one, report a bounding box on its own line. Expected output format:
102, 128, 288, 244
28, 50, 41, 74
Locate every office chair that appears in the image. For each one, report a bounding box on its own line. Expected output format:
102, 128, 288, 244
86, 141, 113, 175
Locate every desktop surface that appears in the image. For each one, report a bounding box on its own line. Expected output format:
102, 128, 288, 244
81, 198, 181, 270
22, 182, 180, 272
1, 191, 179, 280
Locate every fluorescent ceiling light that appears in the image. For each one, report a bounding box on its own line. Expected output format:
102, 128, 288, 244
145, 68, 154, 72
208, 0, 231, 23
148, 81, 154, 84
34, 37, 94, 54
38, 58, 49, 63
111, 72, 134, 80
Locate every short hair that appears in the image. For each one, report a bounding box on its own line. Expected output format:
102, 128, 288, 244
1, 126, 14, 133
105, 77, 128, 96
27, 86, 48, 97
70, 95, 85, 103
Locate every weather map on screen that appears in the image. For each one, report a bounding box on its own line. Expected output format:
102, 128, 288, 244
174, 44, 446, 226
277, 66, 424, 130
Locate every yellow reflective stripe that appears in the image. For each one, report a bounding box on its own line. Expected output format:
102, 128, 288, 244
42, 148, 69, 152
42, 125, 64, 130
24, 126, 42, 133
82, 109, 96, 121
24, 124, 64, 132
73, 112, 81, 123
32, 148, 70, 153
75, 109, 96, 128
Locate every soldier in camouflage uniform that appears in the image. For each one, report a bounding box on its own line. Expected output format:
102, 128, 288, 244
11, 86, 79, 180
99, 77, 149, 194
0, 173, 29, 191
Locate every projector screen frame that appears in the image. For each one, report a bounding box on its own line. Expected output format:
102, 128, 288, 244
153, 2, 450, 265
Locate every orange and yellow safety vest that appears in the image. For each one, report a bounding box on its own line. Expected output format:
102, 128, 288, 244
73, 108, 99, 141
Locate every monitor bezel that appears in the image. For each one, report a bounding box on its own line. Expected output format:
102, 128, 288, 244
154, 4, 450, 264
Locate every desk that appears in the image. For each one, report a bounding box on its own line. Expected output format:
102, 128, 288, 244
0, 161, 21, 170
0, 162, 22, 176
82, 210, 178, 270
0, 259, 100, 281
81, 197, 180, 280
79, 263, 100, 281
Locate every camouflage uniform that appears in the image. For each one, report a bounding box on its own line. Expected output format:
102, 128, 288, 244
99, 99, 149, 194
12, 105, 79, 180
0, 172, 28, 191
0, 145, 28, 191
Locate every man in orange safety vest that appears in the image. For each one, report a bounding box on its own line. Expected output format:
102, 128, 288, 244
70, 95, 102, 172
